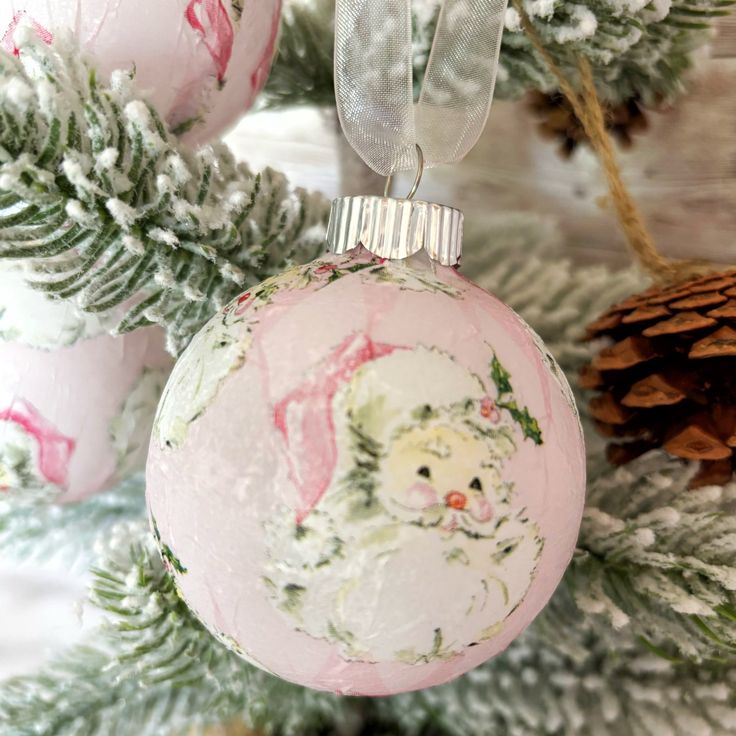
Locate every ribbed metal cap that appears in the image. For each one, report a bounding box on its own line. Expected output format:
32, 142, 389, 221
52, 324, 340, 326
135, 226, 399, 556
325, 196, 463, 266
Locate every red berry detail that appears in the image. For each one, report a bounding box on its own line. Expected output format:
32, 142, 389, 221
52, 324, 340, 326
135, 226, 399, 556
314, 264, 338, 274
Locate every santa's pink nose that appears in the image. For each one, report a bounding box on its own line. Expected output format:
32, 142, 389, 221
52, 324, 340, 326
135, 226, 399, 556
445, 491, 467, 510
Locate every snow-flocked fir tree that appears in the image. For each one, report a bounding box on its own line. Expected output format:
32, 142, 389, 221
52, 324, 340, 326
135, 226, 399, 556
265, 0, 735, 109
0, 30, 329, 356
2, 5, 736, 736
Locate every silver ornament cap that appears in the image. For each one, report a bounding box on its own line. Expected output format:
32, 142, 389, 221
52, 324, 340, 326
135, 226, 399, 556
325, 195, 463, 266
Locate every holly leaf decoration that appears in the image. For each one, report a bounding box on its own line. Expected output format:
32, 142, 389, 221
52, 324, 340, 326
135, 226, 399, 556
489, 353, 544, 445
346, 262, 377, 274
490, 354, 513, 396
497, 399, 543, 445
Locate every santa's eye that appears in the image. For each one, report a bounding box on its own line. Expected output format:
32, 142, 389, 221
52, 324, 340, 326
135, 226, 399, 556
469, 477, 483, 491
417, 466, 431, 479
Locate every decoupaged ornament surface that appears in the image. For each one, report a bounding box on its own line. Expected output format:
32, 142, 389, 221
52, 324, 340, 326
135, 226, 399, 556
0, 0, 280, 143
146, 248, 585, 695
0, 267, 171, 502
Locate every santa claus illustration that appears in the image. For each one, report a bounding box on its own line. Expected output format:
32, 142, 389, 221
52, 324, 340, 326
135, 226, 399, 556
263, 333, 543, 664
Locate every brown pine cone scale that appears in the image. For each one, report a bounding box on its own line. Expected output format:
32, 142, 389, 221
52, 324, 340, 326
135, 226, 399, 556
621, 373, 688, 408
642, 311, 715, 337
582, 268, 736, 489
527, 91, 651, 157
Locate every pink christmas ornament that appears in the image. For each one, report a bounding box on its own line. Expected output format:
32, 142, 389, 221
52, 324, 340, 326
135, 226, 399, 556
0, 266, 171, 502
0, 0, 281, 144
146, 249, 585, 695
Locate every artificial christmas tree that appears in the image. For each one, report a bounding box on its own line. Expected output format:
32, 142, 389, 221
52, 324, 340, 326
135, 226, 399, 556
1, 1, 736, 735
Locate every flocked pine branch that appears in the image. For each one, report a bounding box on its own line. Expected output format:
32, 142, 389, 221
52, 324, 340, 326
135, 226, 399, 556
262, 0, 337, 109
0, 32, 330, 355
499, 0, 736, 104
378, 588, 736, 736
0, 475, 144, 567
6, 512, 736, 736
0, 520, 355, 736
264, 0, 734, 110
572, 453, 736, 663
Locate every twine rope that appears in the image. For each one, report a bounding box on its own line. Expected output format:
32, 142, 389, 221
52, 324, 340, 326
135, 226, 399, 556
513, 0, 709, 283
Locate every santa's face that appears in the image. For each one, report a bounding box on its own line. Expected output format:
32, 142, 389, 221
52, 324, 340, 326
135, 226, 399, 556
378, 422, 513, 537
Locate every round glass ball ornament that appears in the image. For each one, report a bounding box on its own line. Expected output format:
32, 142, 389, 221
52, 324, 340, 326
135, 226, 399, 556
146, 248, 585, 695
0, 266, 171, 502
0, 0, 281, 144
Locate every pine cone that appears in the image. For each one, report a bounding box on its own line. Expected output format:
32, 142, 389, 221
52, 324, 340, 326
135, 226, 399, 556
527, 91, 650, 158
581, 269, 736, 489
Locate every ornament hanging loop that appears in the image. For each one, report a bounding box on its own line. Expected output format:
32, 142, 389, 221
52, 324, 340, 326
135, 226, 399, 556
383, 145, 425, 200
328, 0, 510, 266
329, 141, 461, 265
334, 0, 508, 177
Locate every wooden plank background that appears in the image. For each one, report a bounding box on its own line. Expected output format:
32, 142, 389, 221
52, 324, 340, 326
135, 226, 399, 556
228, 16, 736, 271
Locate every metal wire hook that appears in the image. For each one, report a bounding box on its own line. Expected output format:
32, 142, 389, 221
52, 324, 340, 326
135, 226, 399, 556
383, 144, 424, 200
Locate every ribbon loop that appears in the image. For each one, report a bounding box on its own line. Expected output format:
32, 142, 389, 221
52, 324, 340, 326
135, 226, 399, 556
335, 0, 509, 177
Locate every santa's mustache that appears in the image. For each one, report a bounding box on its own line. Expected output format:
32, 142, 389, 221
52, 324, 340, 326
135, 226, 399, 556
389, 501, 503, 538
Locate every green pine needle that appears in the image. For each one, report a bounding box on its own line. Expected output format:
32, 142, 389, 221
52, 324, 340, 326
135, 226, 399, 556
0, 35, 330, 356
263, 0, 732, 110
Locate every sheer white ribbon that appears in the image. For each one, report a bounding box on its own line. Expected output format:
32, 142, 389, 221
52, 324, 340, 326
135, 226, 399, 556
334, 0, 509, 177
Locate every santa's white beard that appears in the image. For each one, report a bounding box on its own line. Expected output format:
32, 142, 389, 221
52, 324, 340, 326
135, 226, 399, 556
265, 508, 541, 663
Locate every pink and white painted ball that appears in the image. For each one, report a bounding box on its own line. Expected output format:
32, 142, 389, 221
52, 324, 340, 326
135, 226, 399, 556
146, 248, 585, 695
0, 0, 281, 144
0, 266, 172, 502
